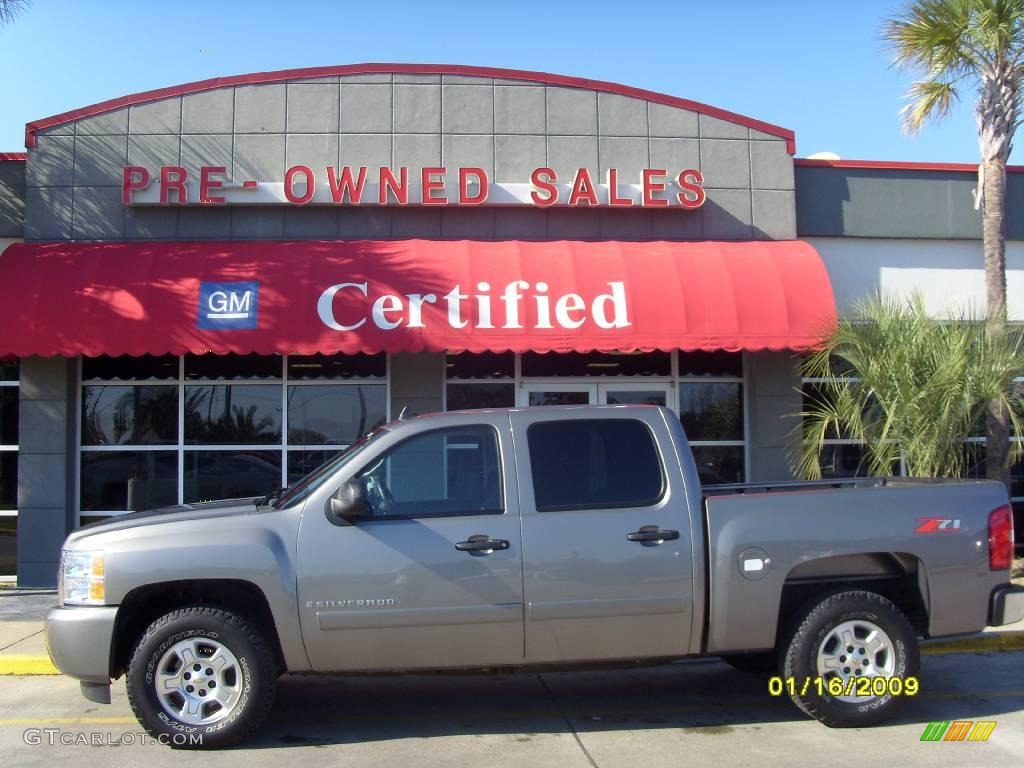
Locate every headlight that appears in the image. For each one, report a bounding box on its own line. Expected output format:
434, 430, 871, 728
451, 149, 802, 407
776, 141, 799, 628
59, 550, 105, 605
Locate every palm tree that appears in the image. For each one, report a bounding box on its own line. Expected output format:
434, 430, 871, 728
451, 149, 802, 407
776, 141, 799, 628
793, 293, 1024, 481
884, 0, 1024, 488
0, 0, 28, 25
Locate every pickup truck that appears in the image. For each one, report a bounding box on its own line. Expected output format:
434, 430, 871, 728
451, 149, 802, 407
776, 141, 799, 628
46, 405, 1024, 748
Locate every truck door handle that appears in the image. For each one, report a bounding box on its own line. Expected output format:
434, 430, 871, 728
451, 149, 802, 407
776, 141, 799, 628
627, 526, 679, 544
455, 535, 510, 554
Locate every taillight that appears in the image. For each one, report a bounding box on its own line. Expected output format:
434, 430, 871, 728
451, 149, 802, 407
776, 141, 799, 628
988, 504, 1014, 571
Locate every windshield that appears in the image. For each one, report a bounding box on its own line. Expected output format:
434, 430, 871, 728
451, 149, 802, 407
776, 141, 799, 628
273, 426, 389, 509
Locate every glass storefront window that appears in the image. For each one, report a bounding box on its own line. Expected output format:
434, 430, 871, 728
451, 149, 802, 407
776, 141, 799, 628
287, 353, 385, 379
80, 451, 178, 511
521, 351, 671, 377
0, 516, 15, 576
80, 353, 387, 516
287, 450, 339, 484
82, 386, 178, 445
446, 383, 516, 411
183, 451, 282, 503
184, 385, 282, 444
678, 351, 743, 378
0, 388, 17, 445
82, 355, 179, 381
446, 352, 515, 379
287, 384, 387, 445
679, 383, 743, 441
691, 445, 745, 485
1, 360, 17, 575
185, 353, 281, 380
0, 453, 16, 511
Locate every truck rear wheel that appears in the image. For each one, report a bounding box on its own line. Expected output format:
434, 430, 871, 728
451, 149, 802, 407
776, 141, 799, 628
781, 590, 919, 728
126, 606, 277, 749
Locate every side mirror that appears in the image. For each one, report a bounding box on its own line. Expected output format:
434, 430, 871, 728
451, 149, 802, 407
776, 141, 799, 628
325, 479, 368, 525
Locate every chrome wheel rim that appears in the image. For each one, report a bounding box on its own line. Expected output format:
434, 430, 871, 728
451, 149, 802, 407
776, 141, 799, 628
816, 619, 896, 703
154, 638, 242, 726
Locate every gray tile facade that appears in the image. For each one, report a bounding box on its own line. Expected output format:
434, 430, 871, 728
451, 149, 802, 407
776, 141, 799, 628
23, 72, 796, 242
16, 356, 75, 586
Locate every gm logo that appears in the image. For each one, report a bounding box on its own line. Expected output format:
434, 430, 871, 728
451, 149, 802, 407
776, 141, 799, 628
198, 281, 259, 330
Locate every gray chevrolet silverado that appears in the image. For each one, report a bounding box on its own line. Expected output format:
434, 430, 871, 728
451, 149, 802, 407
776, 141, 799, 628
46, 405, 1023, 748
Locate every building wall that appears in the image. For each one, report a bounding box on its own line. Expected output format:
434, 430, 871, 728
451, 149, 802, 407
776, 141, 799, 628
795, 164, 1024, 240
24, 73, 796, 242
810, 237, 1024, 320
745, 351, 802, 482
16, 356, 75, 585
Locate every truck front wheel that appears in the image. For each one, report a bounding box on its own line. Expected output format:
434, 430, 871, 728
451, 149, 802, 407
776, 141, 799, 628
781, 590, 920, 727
126, 606, 277, 748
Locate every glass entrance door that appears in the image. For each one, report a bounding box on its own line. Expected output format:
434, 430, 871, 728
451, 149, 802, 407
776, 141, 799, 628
519, 383, 672, 409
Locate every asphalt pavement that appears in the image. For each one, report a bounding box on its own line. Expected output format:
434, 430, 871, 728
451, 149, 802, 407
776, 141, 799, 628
0, 650, 1021, 767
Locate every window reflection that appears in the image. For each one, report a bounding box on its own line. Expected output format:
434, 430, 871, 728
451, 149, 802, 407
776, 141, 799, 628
183, 451, 281, 503
679, 383, 743, 441
287, 385, 386, 445
80, 451, 178, 511
82, 386, 178, 445
184, 386, 281, 445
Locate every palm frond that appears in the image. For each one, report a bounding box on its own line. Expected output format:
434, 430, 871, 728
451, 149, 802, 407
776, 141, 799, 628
787, 290, 1024, 481
901, 79, 961, 131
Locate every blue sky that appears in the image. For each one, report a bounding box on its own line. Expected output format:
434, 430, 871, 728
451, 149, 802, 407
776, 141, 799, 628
0, 0, 1015, 162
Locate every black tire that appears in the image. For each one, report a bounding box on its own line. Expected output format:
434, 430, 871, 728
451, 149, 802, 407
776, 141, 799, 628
720, 652, 778, 675
781, 590, 919, 728
126, 606, 277, 749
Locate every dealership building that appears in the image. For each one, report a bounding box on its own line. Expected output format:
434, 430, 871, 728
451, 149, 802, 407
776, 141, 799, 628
0, 64, 1021, 585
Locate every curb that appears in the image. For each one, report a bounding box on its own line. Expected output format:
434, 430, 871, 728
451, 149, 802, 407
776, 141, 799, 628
0, 656, 59, 675
922, 631, 1024, 655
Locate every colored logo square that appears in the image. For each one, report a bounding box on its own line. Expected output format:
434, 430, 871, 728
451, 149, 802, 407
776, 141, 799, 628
198, 281, 259, 330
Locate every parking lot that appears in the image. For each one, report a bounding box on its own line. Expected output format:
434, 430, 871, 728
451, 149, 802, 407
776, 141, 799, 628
0, 650, 1021, 768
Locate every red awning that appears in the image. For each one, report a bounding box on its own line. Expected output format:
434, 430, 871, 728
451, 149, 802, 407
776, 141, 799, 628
0, 239, 836, 357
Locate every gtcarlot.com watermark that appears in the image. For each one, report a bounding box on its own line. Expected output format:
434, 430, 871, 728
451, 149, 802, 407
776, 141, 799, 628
23, 728, 203, 747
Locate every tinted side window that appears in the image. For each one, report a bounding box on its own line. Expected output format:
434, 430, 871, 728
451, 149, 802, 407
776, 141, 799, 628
527, 419, 665, 511
357, 425, 503, 518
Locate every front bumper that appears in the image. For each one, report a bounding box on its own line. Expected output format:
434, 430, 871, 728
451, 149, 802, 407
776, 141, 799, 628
45, 605, 118, 684
989, 584, 1024, 627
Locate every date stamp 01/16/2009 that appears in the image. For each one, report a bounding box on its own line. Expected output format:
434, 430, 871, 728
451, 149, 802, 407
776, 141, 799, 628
768, 676, 920, 698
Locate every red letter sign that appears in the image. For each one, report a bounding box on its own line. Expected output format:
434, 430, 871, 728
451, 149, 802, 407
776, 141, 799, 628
379, 167, 409, 205
327, 166, 367, 204
568, 168, 599, 206
459, 167, 488, 205
642, 169, 668, 207
606, 168, 633, 207
530, 168, 558, 207
677, 169, 706, 209
160, 166, 188, 204
421, 167, 447, 205
284, 165, 315, 204
122, 166, 150, 204
199, 166, 226, 204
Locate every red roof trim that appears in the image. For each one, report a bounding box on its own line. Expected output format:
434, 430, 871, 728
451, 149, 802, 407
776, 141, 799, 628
795, 158, 1024, 173
24, 63, 796, 154
0, 152, 26, 161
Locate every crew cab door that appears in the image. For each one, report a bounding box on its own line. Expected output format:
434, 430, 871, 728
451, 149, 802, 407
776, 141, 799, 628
296, 414, 524, 671
511, 408, 694, 662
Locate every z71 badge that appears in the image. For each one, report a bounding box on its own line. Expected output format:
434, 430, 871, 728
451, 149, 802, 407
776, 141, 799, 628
915, 518, 961, 533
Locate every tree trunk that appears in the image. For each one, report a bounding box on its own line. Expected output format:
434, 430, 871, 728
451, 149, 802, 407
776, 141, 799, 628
982, 157, 1010, 490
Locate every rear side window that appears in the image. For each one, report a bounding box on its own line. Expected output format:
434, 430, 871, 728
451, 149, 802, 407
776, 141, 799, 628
527, 419, 665, 511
